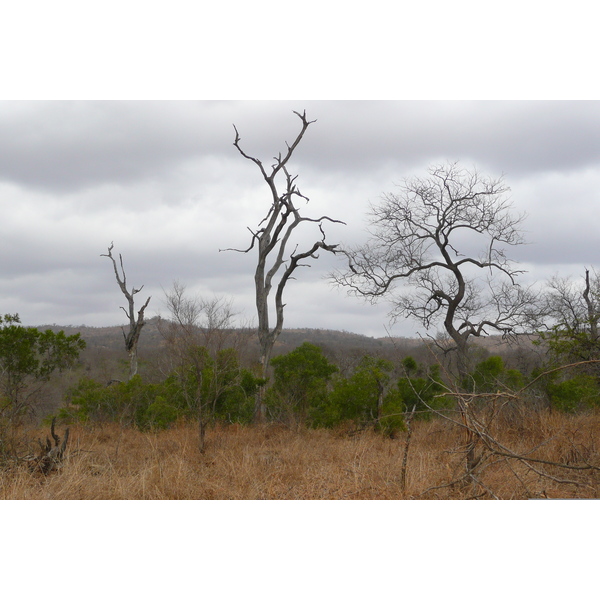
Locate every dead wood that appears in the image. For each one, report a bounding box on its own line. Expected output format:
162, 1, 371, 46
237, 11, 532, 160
23, 417, 70, 475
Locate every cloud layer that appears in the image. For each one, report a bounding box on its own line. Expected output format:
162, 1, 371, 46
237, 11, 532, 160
1, 101, 598, 338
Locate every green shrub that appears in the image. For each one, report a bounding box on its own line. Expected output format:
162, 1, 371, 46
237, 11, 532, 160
311, 355, 405, 435
547, 374, 600, 413
214, 369, 260, 424
463, 356, 525, 394
145, 395, 181, 429
398, 362, 449, 419
59, 346, 262, 429
268, 343, 338, 423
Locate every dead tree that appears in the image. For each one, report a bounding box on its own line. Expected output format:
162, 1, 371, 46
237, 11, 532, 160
582, 268, 599, 343
542, 268, 600, 365
223, 110, 344, 421
102, 242, 151, 380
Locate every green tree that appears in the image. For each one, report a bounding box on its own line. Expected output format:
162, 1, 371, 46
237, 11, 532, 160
0, 314, 85, 421
269, 342, 338, 423
313, 355, 405, 435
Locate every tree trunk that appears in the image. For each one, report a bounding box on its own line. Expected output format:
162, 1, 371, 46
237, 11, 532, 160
128, 348, 138, 380
254, 347, 271, 423
583, 269, 599, 344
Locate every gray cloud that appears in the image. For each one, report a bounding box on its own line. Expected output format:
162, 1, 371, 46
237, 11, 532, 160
0, 101, 240, 193
1, 100, 599, 338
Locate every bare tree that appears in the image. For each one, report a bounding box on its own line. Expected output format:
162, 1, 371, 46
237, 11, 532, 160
542, 268, 600, 362
160, 281, 242, 357
333, 162, 537, 380
158, 282, 245, 452
101, 242, 151, 380
223, 110, 344, 421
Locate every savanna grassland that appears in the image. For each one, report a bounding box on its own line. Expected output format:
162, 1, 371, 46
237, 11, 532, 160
3, 409, 599, 500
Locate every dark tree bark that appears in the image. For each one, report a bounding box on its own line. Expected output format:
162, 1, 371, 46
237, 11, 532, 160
102, 243, 151, 380
35, 417, 69, 474
223, 110, 344, 421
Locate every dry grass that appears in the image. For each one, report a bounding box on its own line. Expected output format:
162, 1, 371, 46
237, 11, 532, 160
2, 410, 600, 499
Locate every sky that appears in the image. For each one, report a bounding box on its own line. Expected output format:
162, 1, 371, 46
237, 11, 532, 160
1, 99, 599, 338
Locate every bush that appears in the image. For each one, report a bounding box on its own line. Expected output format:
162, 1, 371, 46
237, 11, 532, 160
145, 395, 181, 429
398, 361, 450, 419
268, 343, 338, 424
214, 368, 260, 425
463, 356, 525, 394
59, 346, 262, 429
59, 375, 181, 429
311, 355, 405, 435
547, 374, 600, 413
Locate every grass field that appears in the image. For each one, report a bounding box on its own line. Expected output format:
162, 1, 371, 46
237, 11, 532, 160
3, 408, 599, 500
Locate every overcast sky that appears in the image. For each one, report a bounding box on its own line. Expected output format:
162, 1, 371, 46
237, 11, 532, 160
1, 100, 599, 337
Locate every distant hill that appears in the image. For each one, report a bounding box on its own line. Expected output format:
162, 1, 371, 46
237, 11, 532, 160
36, 316, 533, 359
38, 317, 406, 355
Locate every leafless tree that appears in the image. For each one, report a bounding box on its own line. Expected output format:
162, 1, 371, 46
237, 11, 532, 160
333, 162, 538, 380
545, 269, 599, 339
222, 110, 345, 421
542, 267, 600, 362
582, 269, 600, 344
158, 281, 245, 452
101, 242, 151, 380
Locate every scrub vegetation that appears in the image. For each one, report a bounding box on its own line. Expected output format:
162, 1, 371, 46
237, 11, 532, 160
2, 315, 600, 499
